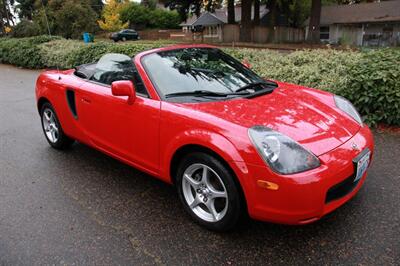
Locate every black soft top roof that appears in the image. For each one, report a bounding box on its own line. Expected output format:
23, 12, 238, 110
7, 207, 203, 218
74, 62, 96, 79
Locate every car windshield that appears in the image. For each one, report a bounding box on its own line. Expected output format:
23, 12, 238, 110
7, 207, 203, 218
141, 48, 272, 100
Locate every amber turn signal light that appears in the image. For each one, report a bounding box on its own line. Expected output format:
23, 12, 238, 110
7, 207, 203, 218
257, 180, 279, 191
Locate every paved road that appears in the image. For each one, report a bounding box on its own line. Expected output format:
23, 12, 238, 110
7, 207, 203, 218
0, 64, 399, 265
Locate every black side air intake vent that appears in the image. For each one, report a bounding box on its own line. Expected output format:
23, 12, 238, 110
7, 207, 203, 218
66, 89, 78, 119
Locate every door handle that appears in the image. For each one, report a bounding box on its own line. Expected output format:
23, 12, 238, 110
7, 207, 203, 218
81, 97, 91, 104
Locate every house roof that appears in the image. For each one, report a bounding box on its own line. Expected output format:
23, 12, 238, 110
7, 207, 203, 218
180, 16, 198, 27
192, 12, 225, 26
316, 0, 400, 25
180, 5, 269, 27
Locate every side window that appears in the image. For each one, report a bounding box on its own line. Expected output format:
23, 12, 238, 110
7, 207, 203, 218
132, 66, 148, 96
90, 53, 149, 97
320, 26, 330, 41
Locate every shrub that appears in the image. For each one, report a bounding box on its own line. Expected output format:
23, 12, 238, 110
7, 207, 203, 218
37, 39, 176, 69
335, 49, 400, 126
224, 48, 362, 92
39, 39, 86, 69
12, 20, 40, 38
40, 40, 171, 68
225, 47, 400, 126
0, 35, 61, 68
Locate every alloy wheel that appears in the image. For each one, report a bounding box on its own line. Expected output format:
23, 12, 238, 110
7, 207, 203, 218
42, 108, 59, 143
182, 163, 228, 222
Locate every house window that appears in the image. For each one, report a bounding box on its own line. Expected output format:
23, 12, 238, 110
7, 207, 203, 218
320, 26, 330, 40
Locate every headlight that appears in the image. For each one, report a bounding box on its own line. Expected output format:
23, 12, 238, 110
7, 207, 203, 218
334, 95, 363, 125
248, 126, 320, 175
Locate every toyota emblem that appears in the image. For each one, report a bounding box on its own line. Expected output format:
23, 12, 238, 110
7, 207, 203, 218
351, 143, 359, 151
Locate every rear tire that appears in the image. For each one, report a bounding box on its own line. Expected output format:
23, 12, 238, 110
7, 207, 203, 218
176, 152, 243, 231
40, 102, 74, 150
122, 37, 127, 41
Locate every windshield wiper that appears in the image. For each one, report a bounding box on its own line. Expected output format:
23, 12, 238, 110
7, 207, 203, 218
236, 81, 277, 93
165, 90, 250, 98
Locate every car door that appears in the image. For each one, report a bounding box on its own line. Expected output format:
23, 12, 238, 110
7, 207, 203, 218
129, 30, 138, 40
76, 54, 161, 174
121, 30, 128, 40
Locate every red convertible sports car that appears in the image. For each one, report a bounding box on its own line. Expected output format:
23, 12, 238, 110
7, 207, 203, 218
36, 44, 374, 231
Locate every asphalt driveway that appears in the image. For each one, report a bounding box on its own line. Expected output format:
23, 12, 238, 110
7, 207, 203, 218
0, 64, 399, 265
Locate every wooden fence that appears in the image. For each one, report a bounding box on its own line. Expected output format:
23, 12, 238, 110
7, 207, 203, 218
138, 26, 305, 44
222, 25, 305, 43
137, 29, 184, 40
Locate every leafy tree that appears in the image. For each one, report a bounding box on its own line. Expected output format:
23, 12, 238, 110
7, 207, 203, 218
89, 0, 104, 16
141, 0, 157, 10
203, 0, 223, 12
98, 0, 129, 32
120, 2, 150, 28
0, 0, 15, 34
12, 19, 40, 37
149, 8, 181, 28
32, 0, 99, 38
164, 0, 225, 21
57, 0, 98, 38
15, 0, 35, 20
289, 0, 311, 28
120, 2, 180, 29
163, 0, 202, 21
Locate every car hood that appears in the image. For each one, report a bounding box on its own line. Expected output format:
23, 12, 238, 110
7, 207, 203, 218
178, 83, 360, 156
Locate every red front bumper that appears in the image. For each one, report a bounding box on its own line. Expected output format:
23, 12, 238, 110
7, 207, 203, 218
239, 125, 374, 225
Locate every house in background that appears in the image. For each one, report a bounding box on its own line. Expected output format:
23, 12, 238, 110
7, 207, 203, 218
305, 0, 400, 46
180, 5, 269, 41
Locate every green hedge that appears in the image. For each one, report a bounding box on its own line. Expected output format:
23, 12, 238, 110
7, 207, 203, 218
0, 35, 60, 68
37, 39, 176, 69
0, 36, 174, 69
335, 49, 400, 126
1, 36, 399, 126
227, 48, 400, 126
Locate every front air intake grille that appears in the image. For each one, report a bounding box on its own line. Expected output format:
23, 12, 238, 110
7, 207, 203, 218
325, 174, 359, 203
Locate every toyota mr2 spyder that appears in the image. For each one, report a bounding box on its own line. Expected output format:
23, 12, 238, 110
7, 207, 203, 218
36, 45, 374, 231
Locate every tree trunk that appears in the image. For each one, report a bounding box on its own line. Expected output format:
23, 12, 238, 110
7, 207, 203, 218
2, 3, 10, 27
266, 0, 277, 42
307, 0, 321, 44
240, 0, 252, 42
227, 0, 235, 24
253, 0, 260, 26
266, 0, 277, 27
0, 20, 4, 35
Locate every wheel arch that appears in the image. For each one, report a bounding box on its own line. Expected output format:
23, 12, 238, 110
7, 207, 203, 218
170, 144, 225, 184
169, 143, 249, 214
37, 97, 51, 114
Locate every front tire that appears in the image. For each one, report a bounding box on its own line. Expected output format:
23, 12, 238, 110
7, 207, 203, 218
40, 103, 74, 150
176, 152, 243, 231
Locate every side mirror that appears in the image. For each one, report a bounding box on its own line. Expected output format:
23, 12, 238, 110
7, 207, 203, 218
111, 80, 136, 105
242, 59, 252, 69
